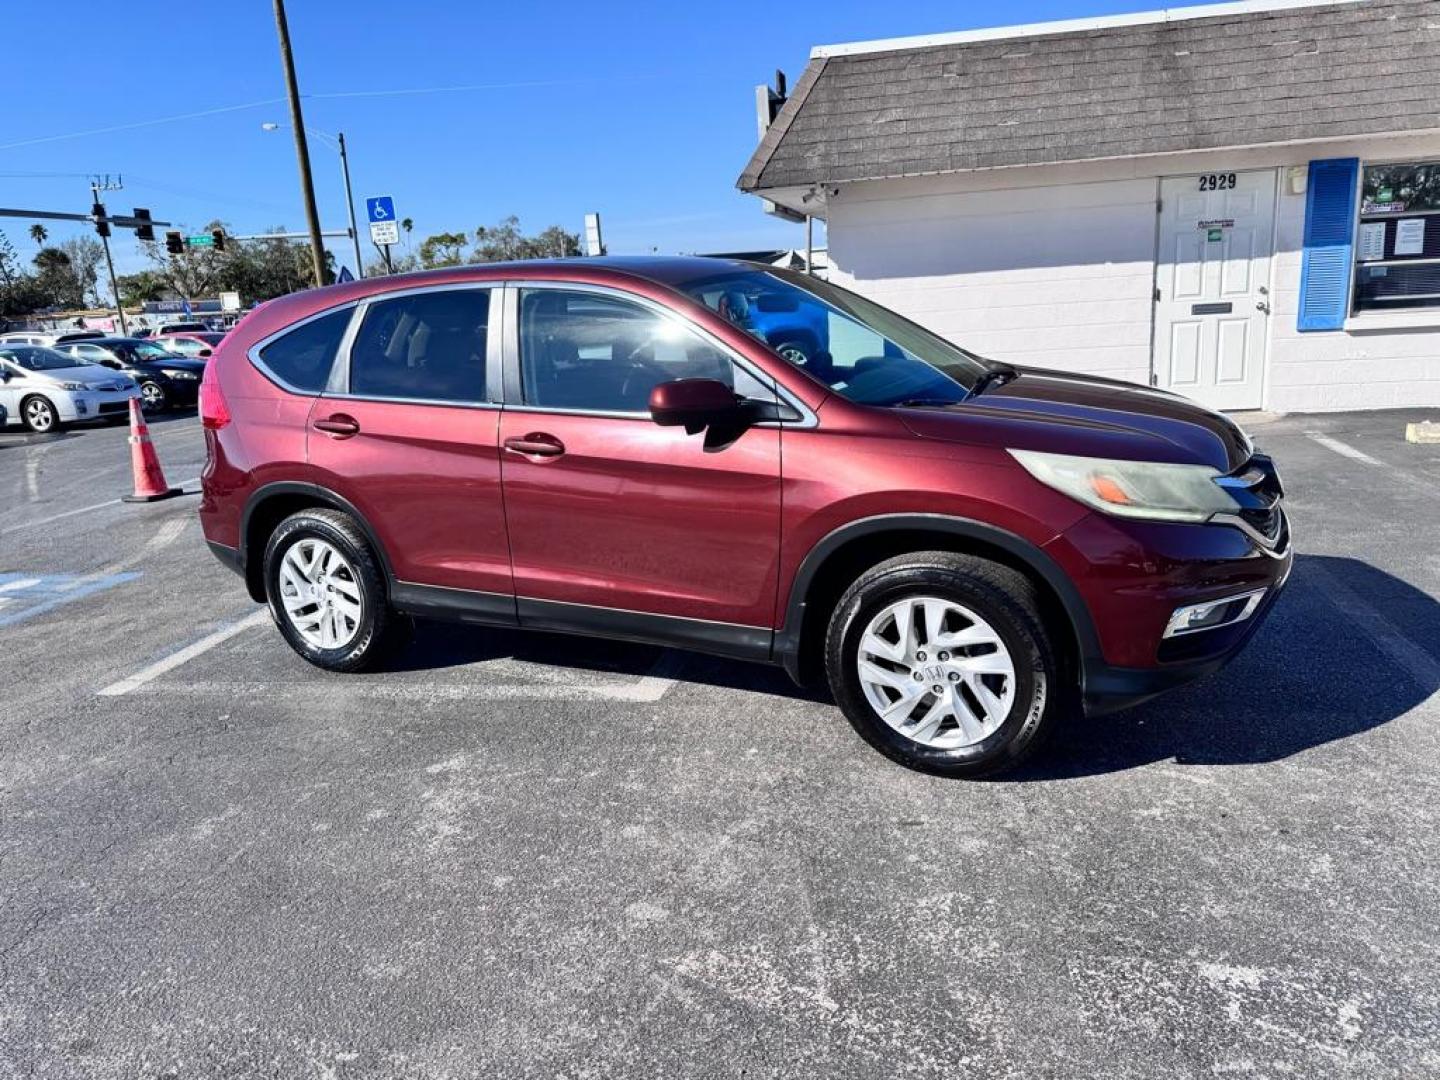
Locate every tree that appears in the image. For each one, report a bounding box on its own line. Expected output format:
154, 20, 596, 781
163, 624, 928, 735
217, 230, 331, 301
57, 237, 103, 307
28, 224, 47, 248
472, 216, 580, 262
33, 247, 83, 309
115, 270, 169, 309
418, 231, 468, 268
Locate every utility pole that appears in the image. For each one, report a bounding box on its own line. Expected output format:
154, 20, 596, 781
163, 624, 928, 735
336, 132, 364, 278
272, 0, 327, 286
91, 176, 128, 336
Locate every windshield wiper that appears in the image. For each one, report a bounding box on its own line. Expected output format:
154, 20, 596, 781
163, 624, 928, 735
893, 397, 965, 409
968, 362, 1019, 397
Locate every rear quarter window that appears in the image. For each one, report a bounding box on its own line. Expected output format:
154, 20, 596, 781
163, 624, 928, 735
254, 308, 352, 392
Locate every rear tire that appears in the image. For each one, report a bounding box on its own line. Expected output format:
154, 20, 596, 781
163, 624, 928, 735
263, 508, 410, 672
824, 551, 1062, 778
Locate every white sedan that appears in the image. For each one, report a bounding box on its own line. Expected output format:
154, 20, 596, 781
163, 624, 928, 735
0, 345, 140, 433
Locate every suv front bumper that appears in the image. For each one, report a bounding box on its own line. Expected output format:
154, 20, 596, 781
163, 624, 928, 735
1044, 507, 1294, 715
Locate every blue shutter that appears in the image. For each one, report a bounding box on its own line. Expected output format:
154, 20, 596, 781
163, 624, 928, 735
1297, 157, 1359, 332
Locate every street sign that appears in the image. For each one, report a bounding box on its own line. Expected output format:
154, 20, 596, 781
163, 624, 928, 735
369, 220, 400, 246
366, 196, 396, 224
184, 234, 214, 248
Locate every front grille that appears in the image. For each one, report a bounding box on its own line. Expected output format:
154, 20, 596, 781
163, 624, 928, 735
97, 402, 129, 415
1215, 453, 1287, 550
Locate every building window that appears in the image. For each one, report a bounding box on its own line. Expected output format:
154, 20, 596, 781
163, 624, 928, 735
1354, 161, 1440, 313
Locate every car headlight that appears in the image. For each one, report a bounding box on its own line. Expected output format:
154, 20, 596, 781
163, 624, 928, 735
58, 381, 86, 391
164, 370, 199, 380
1009, 449, 1240, 523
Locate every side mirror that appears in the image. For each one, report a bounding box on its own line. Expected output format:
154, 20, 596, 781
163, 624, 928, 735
649, 378, 742, 433
198, 348, 213, 358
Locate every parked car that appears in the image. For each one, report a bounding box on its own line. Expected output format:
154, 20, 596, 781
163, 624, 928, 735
198, 257, 1290, 777
0, 330, 106, 347
156, 321, 209, 335
54, 337, 206, 412
155, 331, 225, 358
0, 344, 139, 432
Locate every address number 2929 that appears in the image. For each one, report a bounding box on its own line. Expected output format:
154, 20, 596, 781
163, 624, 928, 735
1198, 173, 1237, 191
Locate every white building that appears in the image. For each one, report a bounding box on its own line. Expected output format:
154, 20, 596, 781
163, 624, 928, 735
739, 0, 1440, 413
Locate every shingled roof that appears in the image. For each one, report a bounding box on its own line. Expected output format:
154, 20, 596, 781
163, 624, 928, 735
738, 0, 1440, 192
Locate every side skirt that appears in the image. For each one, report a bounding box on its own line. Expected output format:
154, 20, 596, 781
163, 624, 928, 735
388, 581, 774, 663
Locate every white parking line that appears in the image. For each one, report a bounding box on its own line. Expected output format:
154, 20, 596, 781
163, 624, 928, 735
98, 611, 684, 703
0, 477, 200, 536
97, 609, 270, 697
1311, 562, 1440, 694
1305, 432, 1385, 467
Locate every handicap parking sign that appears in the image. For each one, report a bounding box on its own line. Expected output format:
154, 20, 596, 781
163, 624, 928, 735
366, 196, 396, 224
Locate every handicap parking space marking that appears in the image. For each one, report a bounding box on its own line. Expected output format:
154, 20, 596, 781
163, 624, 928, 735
0, 571, 142, 629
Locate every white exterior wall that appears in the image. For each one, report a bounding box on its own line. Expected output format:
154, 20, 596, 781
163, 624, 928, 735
816, 131, 1440, 413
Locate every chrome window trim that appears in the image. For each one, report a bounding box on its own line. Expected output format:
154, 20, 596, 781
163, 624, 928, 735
326, 281, 502, 407
501, 278, 818, 429
247, 302, 361, 397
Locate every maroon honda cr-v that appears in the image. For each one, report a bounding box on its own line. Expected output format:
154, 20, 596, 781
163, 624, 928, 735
199, 257, 1291, 777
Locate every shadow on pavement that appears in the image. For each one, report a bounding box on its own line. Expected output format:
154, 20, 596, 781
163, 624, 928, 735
386, 553, 1436, 775
1018, 553, 1439, 780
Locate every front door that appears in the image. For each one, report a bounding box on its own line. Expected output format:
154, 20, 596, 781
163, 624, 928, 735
497, 285, 783, 654
1154, 169, 1276, 411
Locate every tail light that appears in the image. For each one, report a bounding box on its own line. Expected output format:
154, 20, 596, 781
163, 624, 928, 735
199, 359, 231, 430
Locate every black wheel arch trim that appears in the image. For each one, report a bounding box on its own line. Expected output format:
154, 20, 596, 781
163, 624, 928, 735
239, 481, 397, 602
775, 513, 1103, 685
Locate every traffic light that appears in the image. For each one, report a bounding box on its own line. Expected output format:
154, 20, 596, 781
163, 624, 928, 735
165, 230, 183, 255
133, 208, 154, 242
92, 202, 110, 238
211, 229, 226, 252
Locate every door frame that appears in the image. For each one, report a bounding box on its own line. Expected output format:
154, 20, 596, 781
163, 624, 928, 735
1148, 166, 1282, 410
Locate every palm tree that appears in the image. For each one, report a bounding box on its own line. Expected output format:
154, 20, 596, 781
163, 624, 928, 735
401, 217, 413, 255
28, 223, 47, 247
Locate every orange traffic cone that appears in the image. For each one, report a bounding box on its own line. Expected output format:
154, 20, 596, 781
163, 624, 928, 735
121, 397, 182, 503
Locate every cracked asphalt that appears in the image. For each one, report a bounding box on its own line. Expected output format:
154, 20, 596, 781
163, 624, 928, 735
1, 407, 1438, 1078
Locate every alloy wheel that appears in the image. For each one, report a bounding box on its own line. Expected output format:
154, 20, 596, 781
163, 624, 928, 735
140, 382, 165, 411
24, 398, 55, 432
277, 538, 364, 650
855, 595, 1016, 749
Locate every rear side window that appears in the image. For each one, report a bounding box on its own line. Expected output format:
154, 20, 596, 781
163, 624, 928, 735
256, 308, 351, 392
348, 289, 490, 403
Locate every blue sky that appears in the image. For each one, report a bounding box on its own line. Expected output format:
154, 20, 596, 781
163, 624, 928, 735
6, 0, 1160, 279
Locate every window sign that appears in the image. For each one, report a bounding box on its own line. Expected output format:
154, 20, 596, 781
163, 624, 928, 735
1394, 218, 1426, 256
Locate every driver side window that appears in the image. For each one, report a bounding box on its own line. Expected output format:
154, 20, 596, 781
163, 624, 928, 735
518, 288, 769, 413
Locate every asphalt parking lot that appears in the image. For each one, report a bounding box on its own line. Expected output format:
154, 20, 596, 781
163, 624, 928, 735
1, 407, 1438, 1078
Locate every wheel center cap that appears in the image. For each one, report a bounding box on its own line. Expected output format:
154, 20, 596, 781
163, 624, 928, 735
919, 663, 944, 681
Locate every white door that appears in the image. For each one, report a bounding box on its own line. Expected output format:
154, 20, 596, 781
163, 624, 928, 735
1154, 169, 1276, 411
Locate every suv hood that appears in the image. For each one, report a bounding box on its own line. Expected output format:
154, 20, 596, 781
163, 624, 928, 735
901, 367, 1253, 472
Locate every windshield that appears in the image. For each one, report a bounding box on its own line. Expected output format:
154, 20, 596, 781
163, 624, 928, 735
126, 341, 180, 362
675, 266, 989, 406
0, 345, 87, 372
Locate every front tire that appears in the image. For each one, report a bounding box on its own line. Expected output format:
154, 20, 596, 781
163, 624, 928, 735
21, 395, 60, 434
139, 381, 167, 412
263, 508, 410, 672
825, 551, 1062, 777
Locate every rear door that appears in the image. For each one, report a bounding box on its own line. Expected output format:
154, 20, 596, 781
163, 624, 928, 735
305, 284, 513, 616
495, 283, 784, 654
